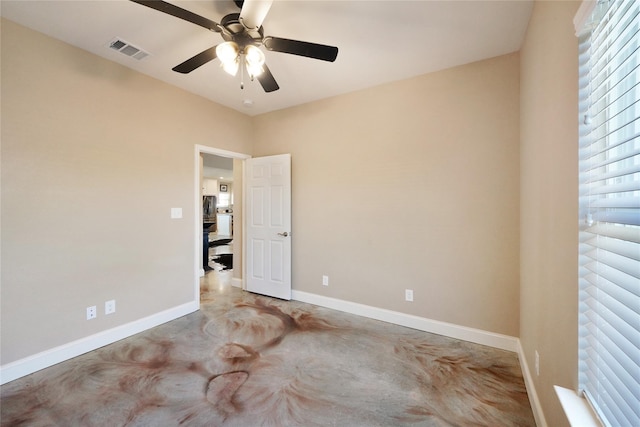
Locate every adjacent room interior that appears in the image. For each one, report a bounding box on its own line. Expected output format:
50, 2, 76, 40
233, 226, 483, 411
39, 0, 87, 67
201, 153, 234, 274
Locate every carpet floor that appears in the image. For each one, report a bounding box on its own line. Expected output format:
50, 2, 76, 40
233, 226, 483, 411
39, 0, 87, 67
1, 283, 535, 426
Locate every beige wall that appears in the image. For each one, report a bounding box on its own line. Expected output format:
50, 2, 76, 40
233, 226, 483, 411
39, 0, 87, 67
0, 19, 252, 363
253, 53, 521, 336
519, 1, 580, 426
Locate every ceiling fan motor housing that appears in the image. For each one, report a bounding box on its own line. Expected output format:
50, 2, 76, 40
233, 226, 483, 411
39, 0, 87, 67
220, 13, 264, 50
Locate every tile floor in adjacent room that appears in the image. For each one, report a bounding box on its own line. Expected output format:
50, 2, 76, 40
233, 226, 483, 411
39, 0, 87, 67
1, 265, 536, 426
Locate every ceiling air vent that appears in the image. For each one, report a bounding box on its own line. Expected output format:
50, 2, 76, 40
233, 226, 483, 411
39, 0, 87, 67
108, 38, 149, 60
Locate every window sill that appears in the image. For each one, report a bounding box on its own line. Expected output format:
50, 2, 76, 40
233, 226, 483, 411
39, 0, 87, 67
554, 386, 602, 427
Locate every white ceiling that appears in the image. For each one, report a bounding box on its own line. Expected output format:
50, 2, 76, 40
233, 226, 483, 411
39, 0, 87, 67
1, 0, 533, 116
203, 153, 234, 181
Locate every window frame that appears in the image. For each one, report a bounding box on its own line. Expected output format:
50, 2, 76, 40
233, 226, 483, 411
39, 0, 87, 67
573, 1, 640, 426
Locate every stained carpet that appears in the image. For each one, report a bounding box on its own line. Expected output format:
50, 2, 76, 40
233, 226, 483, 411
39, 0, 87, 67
1, 285, 535, 426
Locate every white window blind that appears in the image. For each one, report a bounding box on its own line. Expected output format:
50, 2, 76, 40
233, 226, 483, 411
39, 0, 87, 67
578, 1, 640, 426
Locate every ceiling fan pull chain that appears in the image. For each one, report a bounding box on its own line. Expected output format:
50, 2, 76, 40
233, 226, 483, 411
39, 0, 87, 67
240, 55, 245, 90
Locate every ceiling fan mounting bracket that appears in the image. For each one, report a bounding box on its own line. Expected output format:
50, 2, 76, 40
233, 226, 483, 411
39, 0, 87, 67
220, 13, 264, 49
239, 15, 260, 32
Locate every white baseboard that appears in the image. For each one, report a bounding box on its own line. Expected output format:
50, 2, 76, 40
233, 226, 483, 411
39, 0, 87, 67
232, 277, 243, 288
291, 290, 519, 352
0, 301, 199, 385
517, 340, 548, 427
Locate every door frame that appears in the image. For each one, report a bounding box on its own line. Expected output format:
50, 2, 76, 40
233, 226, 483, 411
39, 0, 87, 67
194, 144, 250, 306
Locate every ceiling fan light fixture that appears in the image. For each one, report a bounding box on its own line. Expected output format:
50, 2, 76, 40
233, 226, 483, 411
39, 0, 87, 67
244, 44, 265, 77
222, 59, 240, 76
216, 41, 240, 75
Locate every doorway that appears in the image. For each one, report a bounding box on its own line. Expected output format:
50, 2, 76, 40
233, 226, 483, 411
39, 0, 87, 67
202, 153, 233, 272
194, 145, 250, 306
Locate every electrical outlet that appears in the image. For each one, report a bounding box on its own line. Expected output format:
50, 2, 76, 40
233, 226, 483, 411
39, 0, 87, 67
322, 275, 329, 286
535, 350, 540, 376
405, 289, 414, 302
86, 306, 97, 320
105, 299, 116, 315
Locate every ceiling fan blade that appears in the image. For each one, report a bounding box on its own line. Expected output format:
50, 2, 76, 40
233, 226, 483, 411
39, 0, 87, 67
263, 37, 338, 62
130, 0, 220, 33
172, 46, 218, 74
239, 0, 273, 29
257, 64, 279, 93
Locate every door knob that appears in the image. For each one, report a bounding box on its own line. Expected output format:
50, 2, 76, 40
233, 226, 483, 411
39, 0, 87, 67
277, 232, 289, 237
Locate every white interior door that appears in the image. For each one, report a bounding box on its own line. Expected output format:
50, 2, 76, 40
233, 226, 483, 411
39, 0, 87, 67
245, 154, 291, 300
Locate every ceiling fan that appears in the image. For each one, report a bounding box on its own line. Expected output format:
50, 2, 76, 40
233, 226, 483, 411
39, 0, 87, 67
130, 0, 339, 93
